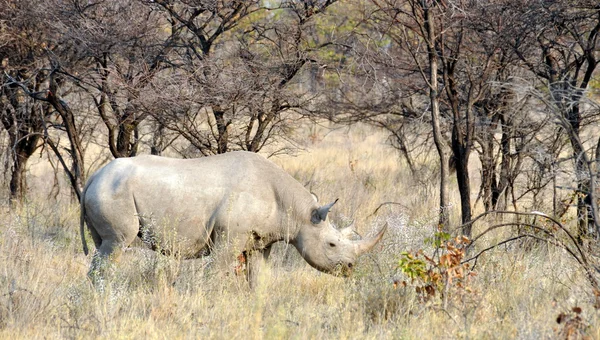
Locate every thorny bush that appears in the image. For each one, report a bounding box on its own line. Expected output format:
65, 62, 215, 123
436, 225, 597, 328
397, 230, 476, 304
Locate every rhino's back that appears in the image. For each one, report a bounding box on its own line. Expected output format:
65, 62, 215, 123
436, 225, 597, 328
83, 152, 310, 252
119, 151, 296, 195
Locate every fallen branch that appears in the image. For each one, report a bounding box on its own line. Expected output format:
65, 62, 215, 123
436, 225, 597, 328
368, 201, 408, 218
457, 210, 599, 290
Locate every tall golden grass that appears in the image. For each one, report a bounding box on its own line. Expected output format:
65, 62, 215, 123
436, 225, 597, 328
0, 124, 599, 339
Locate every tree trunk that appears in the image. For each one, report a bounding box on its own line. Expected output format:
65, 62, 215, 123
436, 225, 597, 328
423, 4, 449, 229
6, 131, 41, 204
452, 129, 472, 235
573, 142, 589, 239
590, 136, 600, 234
446, 83, 473, 234
479, 130, 497, 212
1, 77, 44, 204
47, 71, 84, 200
494, 113, 512, 210
2, 112, 42, 204
213, 107, 229, 154
564, 102, 596, 240
115, 118, 139, 158
9, 150, 29, 203
151, 121, 167, 156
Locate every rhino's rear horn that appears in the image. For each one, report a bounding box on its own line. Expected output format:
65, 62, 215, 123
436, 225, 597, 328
311, 198, 339, 224
340, 224, 361, 240
354, 223, 387, 256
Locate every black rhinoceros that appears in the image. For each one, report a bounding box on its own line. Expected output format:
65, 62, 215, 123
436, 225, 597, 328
80, 151, 386, 282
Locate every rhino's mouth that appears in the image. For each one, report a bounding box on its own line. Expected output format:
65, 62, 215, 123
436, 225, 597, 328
331, 262, 353, 277
305, 259, 353, 277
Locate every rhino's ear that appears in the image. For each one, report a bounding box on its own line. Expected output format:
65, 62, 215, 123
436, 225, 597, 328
311, 198, 339, 224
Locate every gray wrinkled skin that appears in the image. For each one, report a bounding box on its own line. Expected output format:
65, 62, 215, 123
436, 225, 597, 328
80, 151, 386, 282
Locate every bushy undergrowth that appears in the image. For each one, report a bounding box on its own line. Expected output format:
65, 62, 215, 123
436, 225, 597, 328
1, 125, 599, 339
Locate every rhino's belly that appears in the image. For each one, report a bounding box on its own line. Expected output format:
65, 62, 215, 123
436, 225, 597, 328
136, 209, 213, 258
131, 185, 276, 257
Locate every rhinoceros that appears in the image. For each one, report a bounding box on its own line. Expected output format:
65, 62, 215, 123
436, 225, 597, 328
80, 151, 386, 282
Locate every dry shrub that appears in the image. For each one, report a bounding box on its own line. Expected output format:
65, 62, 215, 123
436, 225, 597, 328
555, 307, 591, 340
0, 124, 599, 338
361, 282, 414, 324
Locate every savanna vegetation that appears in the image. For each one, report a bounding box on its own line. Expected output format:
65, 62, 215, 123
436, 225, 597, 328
1, 0, 600, 338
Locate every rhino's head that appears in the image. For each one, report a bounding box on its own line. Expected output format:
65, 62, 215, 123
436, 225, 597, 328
292, 199, 387, 277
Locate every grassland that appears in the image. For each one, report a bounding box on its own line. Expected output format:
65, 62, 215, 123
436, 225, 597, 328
0, 124, 599, 339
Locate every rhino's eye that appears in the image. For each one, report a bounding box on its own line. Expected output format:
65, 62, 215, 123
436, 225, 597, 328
329, 242, 336, 248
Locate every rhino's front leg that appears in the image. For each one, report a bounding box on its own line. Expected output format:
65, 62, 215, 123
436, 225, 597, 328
245, 244, 272, 288
262, 244, 272, 261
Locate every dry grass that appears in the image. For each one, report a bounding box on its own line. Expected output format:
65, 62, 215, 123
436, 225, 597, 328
1, 123, 599, 339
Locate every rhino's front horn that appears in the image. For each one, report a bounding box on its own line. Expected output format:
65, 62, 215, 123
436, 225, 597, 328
353, 223, 387, 256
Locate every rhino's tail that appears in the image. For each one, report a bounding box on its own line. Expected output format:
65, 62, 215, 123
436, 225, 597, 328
80, 181, 89, 256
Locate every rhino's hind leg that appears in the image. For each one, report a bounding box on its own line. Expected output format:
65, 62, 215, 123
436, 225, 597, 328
85, 197, 141, 288
86, 208, 139, 287
88, 252, 109, 289
88, 239, 127, 289
87, 225, 103, 250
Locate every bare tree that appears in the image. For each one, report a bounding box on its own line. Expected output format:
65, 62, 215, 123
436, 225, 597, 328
1, 0, 166, 200
349, 0, 483, 232
322, 1, 452, 228
326, 0, 598, 237
49, 0, 174, 159
147, 0, 339, 156
0, 0, 51, 203
504, 0, 600, 238
144, 0, 262, 155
